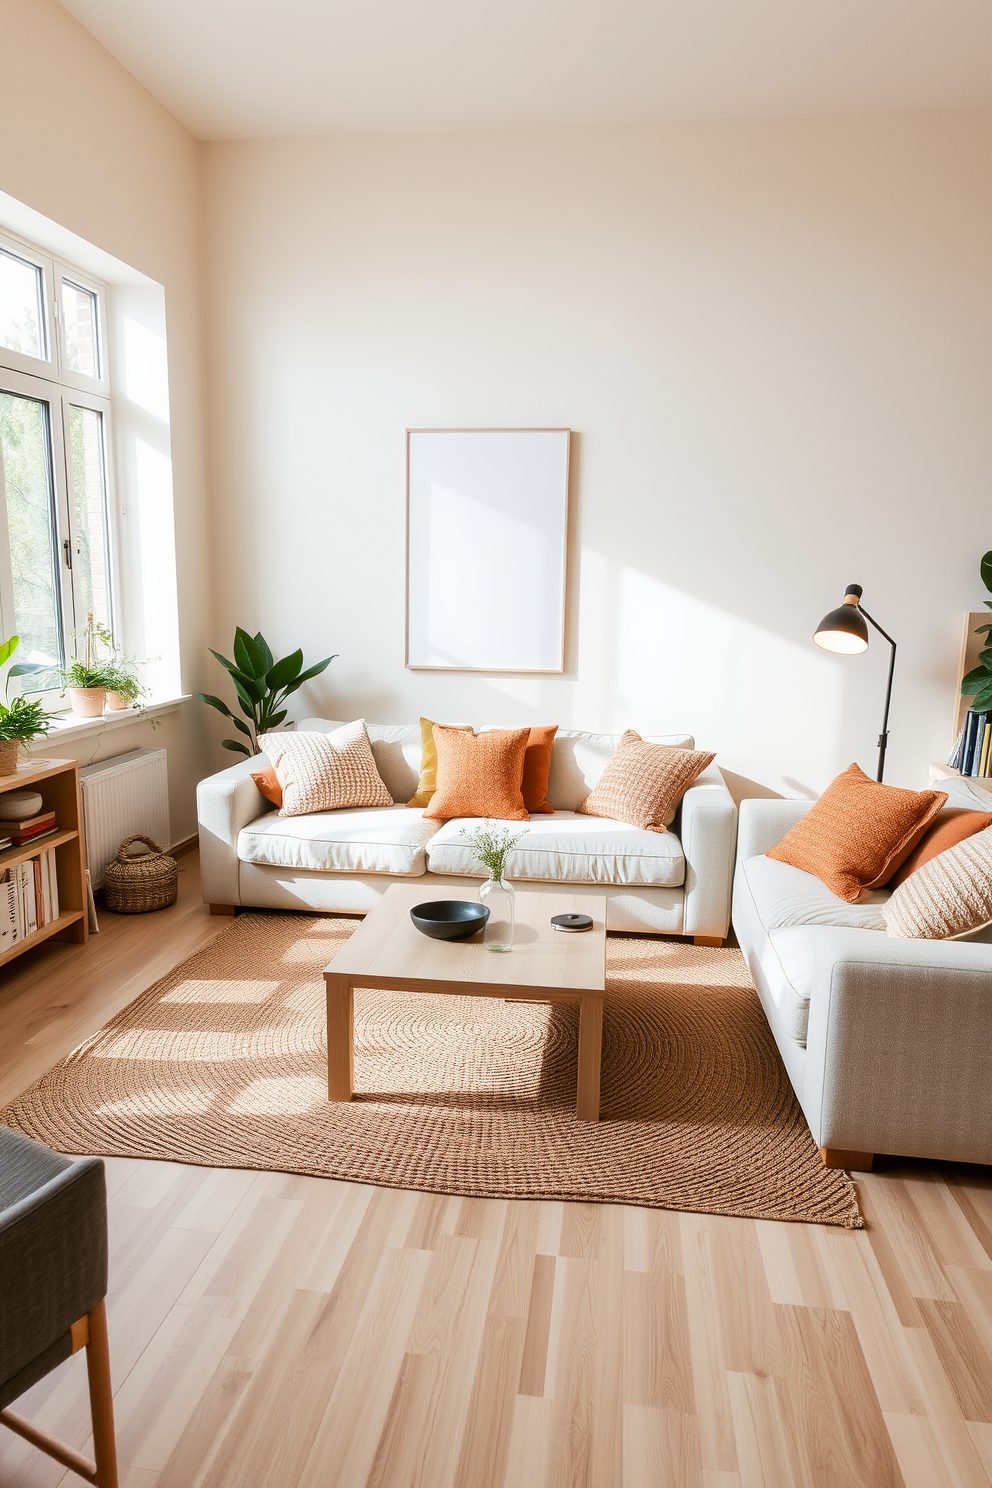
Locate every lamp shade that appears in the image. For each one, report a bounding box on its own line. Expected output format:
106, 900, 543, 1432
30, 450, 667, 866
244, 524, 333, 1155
813, 584, 869, 654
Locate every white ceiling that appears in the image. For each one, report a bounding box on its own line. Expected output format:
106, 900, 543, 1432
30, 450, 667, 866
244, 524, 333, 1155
58, 0, 992, 140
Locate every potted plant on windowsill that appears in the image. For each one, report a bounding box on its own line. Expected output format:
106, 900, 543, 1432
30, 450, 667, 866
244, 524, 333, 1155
103, 654, 145, 712
0, 636, 53, 774
60, 613, 114, 717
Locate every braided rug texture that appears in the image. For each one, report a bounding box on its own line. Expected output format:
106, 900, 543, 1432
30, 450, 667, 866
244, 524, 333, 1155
1, 912, 861, 1227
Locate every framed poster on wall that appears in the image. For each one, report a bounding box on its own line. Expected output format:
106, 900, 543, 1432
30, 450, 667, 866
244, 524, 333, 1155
406, 428, 571, 673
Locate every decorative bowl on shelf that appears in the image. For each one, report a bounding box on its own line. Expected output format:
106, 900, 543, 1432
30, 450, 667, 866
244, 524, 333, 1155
410, 900, 490, 941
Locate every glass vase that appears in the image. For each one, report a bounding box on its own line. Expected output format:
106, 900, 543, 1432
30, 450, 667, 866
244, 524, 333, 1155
479, 873, 515, 951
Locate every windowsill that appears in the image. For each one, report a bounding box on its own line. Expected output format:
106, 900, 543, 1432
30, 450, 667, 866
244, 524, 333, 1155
29, 694, 192, 749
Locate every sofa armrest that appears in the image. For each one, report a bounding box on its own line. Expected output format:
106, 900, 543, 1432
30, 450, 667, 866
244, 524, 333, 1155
679, 766, 738, 939
802, 928, 992, 1162
196, 756, 270, 907
736, 797, 813, 864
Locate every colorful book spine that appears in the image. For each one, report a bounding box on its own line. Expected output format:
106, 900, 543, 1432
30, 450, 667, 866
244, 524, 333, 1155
962, 710, 983, 775
0, 872, 18, 948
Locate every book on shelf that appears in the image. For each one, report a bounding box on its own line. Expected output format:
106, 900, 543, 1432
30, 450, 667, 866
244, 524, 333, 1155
0, 847, 61, 946
0, 810, 57, 844
961, 709, 989, 777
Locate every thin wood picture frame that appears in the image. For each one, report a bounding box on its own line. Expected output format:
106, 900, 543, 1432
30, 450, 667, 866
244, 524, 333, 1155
405, 427, 571, 674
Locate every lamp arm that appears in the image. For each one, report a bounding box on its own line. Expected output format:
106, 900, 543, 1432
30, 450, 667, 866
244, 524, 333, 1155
859, 605, 897, 783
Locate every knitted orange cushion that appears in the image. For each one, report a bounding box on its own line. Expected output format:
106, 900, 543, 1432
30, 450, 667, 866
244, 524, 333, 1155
766, 763, 947, 903
889, 808, 992, 887
577, 729, 715, 833
425, 725, 530, 821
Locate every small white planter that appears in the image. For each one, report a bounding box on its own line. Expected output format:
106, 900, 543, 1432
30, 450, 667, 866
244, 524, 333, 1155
69, 686, 106, 718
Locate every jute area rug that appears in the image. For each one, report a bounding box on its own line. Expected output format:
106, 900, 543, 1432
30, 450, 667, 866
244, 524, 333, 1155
1, 912, 861, 1227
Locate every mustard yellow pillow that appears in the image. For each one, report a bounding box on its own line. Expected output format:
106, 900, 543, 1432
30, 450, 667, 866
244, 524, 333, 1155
406, 717, 471, 807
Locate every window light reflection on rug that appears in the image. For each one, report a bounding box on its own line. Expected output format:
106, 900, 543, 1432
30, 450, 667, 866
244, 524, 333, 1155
813, 582, 897, 782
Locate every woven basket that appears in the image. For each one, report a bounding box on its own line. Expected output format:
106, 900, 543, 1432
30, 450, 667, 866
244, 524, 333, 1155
104, 834, 178, 914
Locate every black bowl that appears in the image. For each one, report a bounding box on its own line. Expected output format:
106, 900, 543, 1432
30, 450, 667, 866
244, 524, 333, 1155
410, 900, 490, 941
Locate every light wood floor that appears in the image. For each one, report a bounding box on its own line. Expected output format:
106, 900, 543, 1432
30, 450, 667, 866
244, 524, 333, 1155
3, 855, 992, 1487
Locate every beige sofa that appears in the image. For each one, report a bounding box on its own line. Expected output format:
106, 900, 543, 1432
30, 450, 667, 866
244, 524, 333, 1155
197, 720, 738, 939
733, 779, 992, 1168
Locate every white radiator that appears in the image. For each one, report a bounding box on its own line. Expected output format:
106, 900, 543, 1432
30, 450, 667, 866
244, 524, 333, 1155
79, 748, 171, 889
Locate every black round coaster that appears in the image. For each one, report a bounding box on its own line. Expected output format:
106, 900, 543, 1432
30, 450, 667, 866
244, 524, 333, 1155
551, 912, 594, 933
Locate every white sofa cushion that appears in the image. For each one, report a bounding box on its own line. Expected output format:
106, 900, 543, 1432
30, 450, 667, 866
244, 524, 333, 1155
740, 853, 888, 931
237, 805, 437, 877
425, 811, 686, 887
297, 719, 423, 806
546, 728, 693, 812
766, 927, 819, 1043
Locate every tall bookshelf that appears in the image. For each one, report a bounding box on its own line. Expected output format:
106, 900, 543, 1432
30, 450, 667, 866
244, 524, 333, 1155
0, 757, 88, 969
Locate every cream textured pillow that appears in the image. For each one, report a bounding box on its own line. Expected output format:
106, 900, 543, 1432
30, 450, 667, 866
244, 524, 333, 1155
260, 720, 392, 818
577, 729, 715, 834
882, 826, 992, 939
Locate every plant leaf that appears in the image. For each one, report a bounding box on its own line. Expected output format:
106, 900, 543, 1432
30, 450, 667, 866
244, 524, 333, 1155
234, 627, 267, 679
209, 648, 240, 676
230, 715, 254, 738
233, 679, 262, 718
265, 650, 304, 691
221, 739, 252, 757
254, 632, 273, 672
981, 551, 992, 594
227, 667, 265, 703
961, 667, 992, 694
975, 624, 992, 635
289, 655, 337, 688
199, 692, 235, 718
0, 634, 18, 671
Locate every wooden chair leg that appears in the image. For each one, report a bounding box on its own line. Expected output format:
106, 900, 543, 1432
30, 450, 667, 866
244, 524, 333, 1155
209, 903, 236, 915
820, 1147, 874, 1171
693, 935, 723, 948
85, 1299, 119, 1488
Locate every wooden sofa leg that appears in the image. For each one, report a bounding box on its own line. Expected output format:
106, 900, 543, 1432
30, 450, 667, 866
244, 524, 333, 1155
86, 1299, 119, 1488
0, 1300, 117, 1486
693, 935, 723, 948
820, 1147, 874, 1172
209, 903, 236, 916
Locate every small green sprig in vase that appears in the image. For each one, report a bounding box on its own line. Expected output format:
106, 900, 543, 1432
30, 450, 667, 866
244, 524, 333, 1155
459, 820, 527, 952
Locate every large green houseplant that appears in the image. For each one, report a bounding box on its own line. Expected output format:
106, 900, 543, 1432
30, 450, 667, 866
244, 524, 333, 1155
961, 550, 992, 714
201, 628, 336, 757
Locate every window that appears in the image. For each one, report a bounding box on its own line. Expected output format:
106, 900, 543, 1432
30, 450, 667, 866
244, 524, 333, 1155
0, 231, 114, 698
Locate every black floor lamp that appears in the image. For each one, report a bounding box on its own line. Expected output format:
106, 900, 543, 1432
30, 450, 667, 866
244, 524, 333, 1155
813, 584, 897, 783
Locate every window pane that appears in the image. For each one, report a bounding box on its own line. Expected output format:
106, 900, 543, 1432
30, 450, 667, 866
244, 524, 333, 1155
62, 280, 100, 379
68, 406, 112, 634
0, 392, 63, 693
0, 250, 46, 361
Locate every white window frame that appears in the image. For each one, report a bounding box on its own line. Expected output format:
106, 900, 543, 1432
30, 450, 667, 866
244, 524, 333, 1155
0, 229, 117, 708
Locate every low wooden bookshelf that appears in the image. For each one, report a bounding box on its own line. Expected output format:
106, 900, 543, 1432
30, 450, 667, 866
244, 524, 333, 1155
0, 757, 88, 969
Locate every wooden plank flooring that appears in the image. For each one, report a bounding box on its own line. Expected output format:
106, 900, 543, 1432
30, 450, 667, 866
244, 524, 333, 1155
2, 855, 992, 1486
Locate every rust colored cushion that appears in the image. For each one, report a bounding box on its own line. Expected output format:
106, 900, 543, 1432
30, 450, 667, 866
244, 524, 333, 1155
577, 729, 715, 834
889, 808, 992, 888
766, 763, 947, 903
251, 766, 283, 809
425, 725, 530, 821
521, 725, 557, 814
406, 717, 472, 807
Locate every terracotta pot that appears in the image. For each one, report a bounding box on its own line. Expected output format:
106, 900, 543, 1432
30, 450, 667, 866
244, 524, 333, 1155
0, 740, 20, 776
69, 686, 106, 717
106, 692, 133, 712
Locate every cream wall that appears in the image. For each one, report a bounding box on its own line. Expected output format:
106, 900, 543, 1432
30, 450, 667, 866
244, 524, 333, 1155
203, 111, 992, 797
0, 0, 212, 840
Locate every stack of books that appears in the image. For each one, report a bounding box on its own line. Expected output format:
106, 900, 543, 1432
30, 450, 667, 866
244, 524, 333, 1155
0, 847, 60, 947
949, 710, 992, 777
0, 808, 59, 850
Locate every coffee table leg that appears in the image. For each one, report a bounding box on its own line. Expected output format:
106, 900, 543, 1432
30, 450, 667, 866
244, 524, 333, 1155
576, 994, 604, 1121
325, 972, 354, 1101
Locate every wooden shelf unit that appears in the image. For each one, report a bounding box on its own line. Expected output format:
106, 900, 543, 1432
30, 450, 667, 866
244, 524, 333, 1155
0, 757, 88, 968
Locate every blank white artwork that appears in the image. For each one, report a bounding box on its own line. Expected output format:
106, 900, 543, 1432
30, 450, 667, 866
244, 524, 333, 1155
406, 429, 570, 672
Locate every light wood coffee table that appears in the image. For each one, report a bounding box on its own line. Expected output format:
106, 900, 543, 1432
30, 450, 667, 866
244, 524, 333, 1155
323, 882, 607, 1120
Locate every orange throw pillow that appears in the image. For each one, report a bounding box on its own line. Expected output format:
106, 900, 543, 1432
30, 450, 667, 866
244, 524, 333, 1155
522, 725, 557, 814
251, 766, 283, 809
889, 808, 992, 888
577, 729, 715, 833
425, 725, 530, 821
766, 763, 947, 903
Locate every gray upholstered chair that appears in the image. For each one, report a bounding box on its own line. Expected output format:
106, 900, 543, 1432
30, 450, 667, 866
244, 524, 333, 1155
0, 1127, 118, 1487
